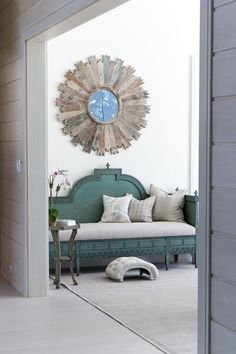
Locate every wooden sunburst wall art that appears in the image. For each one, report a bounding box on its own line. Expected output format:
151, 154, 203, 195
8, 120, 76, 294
56, 55, 150, 155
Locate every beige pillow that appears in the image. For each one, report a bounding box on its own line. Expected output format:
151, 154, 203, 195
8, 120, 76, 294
128, 195, 156, 222
149, 184, 186, 222
100, 195, 131, 223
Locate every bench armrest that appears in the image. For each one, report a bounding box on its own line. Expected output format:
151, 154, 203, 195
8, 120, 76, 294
183, 192, 199, 227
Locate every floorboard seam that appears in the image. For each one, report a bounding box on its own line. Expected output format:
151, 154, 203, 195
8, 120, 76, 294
49, 275, 169, 354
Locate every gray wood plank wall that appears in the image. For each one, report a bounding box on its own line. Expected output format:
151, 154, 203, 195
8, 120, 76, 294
0, 0, 77, 294
212, 0, 236, 351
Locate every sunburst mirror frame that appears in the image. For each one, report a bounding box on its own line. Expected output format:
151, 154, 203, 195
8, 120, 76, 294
56, 55, 150, 155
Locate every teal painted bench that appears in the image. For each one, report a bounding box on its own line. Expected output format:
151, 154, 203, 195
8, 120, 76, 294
49, 167, 198, 273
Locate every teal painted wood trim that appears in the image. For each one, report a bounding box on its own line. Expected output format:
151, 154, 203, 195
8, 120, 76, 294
183, 193, 199, 227
48, 167, 199, 272
49, 235, 197, 272
51, 168, 148, 223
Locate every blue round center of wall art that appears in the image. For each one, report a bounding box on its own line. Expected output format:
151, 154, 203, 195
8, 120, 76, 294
88, 89, 119, 123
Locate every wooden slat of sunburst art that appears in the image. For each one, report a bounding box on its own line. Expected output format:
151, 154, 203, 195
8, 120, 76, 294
56, 55, 150, 155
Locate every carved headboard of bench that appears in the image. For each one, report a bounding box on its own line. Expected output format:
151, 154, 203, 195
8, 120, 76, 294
53, 167, 198, 226
54, 167, 148, 223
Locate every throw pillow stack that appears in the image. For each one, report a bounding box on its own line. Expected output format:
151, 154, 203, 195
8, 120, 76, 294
100, 185, 186, 223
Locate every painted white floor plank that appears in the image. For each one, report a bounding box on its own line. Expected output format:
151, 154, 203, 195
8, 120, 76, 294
0, 278, 163, 354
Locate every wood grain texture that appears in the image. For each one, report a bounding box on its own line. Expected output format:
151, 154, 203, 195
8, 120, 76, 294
0, 79, 22, 104
56, 55, 150, 155
212, 188, 236, 235
214, 2, 236, 52
213, 98, 236, 142
0, 38, 21, 68
212, 233, 236, 282
211, 321, 236, 354
212, 145, 236, 188
213, 49, 236, 97
0, 58, 21, 85
214, 0, 236, 8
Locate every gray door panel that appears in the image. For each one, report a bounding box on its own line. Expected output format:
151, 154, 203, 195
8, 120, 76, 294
213, 49, 236, 97
211, 322, 236, 354
212, 234, 236, 282
213, 99, 236, 142
214, 2, 236, 52
212, 277, 236, 331
214, 0, 236, 7
209, 0, 236, 351
212, 145, 236, 188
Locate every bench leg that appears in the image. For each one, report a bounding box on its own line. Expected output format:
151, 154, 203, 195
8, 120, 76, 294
76, 256, 80, 276
165, 253, 169, 270
174, 254, 179, 263
192, 252, 198, 268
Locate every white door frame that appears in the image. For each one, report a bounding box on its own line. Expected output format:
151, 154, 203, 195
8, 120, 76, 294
23, 0, 211, 352
22, 0, 129, 297
198, 0, 212, 353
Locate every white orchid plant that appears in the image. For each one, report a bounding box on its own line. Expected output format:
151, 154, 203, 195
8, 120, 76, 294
48, 169, 72, 224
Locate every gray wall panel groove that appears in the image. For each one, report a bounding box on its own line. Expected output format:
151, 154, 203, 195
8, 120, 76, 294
212, 233, 236, 282
0, 233, 25, 265
0, 0, 114, 295
212, 274, 236, 287
213, 98, 236, 142
212, 188, 236, 235
214, 0, 236, 8
212, 145, 236, 188
211, 321, 236, 354
211, 0, 236, 352
213, 49, 236, 97
0, 39, 21, 68
214, 1, 236, 51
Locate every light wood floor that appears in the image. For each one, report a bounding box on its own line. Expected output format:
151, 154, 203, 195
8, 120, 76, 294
0, 277, 163, 354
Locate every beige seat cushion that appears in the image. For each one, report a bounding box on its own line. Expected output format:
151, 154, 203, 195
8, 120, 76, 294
49, 221, 195, 241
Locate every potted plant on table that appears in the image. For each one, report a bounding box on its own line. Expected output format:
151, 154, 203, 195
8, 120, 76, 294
48, 169, 72, 226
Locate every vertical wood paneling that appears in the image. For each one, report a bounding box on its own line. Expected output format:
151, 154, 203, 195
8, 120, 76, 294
212, 145, 236, 188
214, 2, 236, 52
211, 321, 236, 354
214, 0, 236, 7
212, 277, 236, 331
212, 233, 236, 282
0, 0, 100, 296
212, 188, 236, 235
213, 49, 236, 97
212, 98, 236, 142
211, 0, 236, 350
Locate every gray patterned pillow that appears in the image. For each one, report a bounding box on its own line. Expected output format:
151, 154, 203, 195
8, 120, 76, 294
128, 195, 156, 222
149, 184, 186, 222
100, 195, 131, 223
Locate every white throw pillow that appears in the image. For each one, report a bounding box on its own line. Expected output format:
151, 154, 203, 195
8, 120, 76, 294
149, 184, 186, 222
100, 195, 131, 223
128, 195, 156, 222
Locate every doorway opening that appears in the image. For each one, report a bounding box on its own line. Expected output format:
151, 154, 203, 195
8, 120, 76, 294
26, 0, 201, 353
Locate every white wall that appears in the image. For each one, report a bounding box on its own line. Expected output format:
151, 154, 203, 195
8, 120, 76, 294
48, 0, 200, 194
